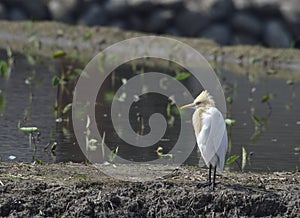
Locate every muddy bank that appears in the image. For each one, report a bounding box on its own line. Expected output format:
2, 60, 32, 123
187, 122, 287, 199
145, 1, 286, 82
0, 163, 299, 217
1, 21, 300, 71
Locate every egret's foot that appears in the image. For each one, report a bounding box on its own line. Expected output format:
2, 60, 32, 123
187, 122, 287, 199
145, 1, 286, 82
211, 182, 220, 190
197, 182, 211, 188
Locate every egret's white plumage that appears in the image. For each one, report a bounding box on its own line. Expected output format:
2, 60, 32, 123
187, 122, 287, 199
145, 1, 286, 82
181, 90, 228, 188
195, 107, 227, 172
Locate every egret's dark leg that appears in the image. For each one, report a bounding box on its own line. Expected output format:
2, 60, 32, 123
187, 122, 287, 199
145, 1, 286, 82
197, 164, 212, 188
212, 165, 217, 190
207, 164, 212, 184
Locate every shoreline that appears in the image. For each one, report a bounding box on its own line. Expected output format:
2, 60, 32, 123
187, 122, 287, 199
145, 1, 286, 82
0, 21, 300, 71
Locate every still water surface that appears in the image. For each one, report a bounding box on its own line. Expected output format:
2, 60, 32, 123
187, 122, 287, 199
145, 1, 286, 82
0, 52, 299, 172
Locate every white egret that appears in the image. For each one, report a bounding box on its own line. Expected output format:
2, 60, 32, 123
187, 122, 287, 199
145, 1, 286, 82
181, 90, 228, 189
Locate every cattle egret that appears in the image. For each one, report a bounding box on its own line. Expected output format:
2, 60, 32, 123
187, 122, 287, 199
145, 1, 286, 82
181, 90, 228, 189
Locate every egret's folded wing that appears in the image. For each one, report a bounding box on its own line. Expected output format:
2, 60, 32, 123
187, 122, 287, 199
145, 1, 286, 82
197, 107, 227, 169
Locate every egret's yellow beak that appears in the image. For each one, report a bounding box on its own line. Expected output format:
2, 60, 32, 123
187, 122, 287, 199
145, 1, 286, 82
180, 102, 195, 109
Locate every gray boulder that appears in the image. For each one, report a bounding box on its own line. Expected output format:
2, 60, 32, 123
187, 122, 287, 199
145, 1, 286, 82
231, 12, 262, 36
185, 0, 234, 20
78, 4, 108, 27
232, 33, 259, 45
145, 9, 174, 33
0, 3, 7, 19
175, 10, 210, 36
280, 0, 300, 37
21, 0, 49, 20
48, 0, 80, 23
8, 8, 27, 21
104, 0, 130, 17
263, 20, 292, 48
201, 24, 232, 45
233, 0, 281, 15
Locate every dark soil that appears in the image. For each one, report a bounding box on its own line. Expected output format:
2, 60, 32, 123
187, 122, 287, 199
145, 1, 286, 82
0, 163, 299, 217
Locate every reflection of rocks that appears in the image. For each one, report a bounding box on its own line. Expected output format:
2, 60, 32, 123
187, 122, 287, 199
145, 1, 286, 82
0, 0, 300, 48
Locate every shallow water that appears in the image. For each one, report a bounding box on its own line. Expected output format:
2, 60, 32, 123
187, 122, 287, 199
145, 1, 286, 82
0, 51, 299, 172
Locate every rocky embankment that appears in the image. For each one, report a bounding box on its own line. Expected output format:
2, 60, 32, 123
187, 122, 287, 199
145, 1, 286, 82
0, 0, 300, 48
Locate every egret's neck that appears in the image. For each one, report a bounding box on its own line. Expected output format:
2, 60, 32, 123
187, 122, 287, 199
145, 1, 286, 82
192, 104, 214, 137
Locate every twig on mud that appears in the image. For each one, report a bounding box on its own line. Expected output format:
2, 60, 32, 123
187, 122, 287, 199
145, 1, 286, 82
97, 190, 102, 200
0, 180, 4, 186
108, 200, 114, 211
65, 201, 70, 213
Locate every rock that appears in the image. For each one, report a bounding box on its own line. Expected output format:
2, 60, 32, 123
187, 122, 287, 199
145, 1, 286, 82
109, 20, 127, 29
47, 0, 80, 23
208, 0, 235, 20
280, 0, 300, 24
233, 0, 281, 15
232, 33, 259, 45
263, 20, 292, 48
7, 8, 27, 21
127, 0, 183, 13
231, 12, 262, 36
280, 0, 300, 36
145, 9, 174, 33
78, 4, 108, 27
201, 24, 232, 45
185, 0, 234, 20
156, 0, 183, 10
104, 0, 130, 17
20, 0, 49, 20
175, 10, 210, 36
127, 0, 157, 13
0, 3, 7, 19
0, 0, 18, 7
165, 27, 181, 36
127, 15, 146, 31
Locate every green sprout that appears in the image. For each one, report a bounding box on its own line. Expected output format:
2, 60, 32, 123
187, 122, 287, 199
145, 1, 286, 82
225, 155, 240, 165
156, 146, 173, 160
175, 72, 190, 81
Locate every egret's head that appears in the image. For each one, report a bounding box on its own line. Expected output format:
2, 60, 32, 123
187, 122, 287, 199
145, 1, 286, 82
180, 90, 215, 110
